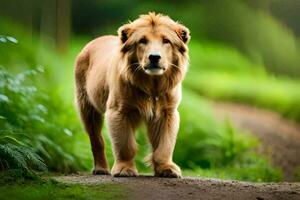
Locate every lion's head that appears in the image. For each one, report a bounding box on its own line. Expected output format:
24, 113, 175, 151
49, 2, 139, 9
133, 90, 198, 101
118, 13, 190, 85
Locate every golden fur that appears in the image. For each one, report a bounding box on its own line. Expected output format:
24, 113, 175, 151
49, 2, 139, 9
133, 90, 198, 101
75, 13, 190, 178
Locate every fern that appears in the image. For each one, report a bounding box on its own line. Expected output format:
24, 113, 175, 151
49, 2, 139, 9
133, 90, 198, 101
0, 62, 83, 175
0, 144, 28, 170
0, 66, 59, 175
0, 130, 47, 175
20, 145, 47, 171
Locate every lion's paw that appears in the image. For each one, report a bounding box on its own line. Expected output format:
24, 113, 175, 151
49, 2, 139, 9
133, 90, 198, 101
154, 163, 182, 178
112, 161, 138, 177
92, 166, 110, 175
113, 168, 138, 177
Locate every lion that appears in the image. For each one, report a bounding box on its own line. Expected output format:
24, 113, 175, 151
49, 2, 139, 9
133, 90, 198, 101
75, 12, 190, 178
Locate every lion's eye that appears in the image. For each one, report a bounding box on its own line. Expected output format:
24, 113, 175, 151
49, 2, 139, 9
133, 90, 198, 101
139, 38, 148, 44
163, 38, 170, 44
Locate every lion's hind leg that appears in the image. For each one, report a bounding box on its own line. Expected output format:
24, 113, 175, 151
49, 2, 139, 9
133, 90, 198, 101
75, 54, 110, 175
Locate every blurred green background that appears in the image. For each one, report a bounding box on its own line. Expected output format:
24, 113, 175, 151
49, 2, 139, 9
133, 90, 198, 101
1, 0, 300, 183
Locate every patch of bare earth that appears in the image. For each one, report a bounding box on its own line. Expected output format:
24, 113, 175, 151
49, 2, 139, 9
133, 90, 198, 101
54, 175, 300, 200
212, 102, 300, 181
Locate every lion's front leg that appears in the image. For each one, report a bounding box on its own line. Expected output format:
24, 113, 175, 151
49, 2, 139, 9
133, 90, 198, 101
147, 109, 182, 178
105, 108, 141, 177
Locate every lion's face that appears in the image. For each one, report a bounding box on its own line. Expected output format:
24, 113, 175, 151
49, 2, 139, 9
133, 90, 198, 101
118, 13, 190, 77
135, 28, 174, 75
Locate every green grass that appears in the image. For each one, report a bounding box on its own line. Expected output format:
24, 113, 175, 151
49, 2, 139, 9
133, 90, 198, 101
295, 167, 300, 182
183, 154, 282, 182
0, 181, 127, 200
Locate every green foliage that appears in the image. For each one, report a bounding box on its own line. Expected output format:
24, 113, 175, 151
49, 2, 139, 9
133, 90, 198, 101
0, 36, 46, 176
0, 65, 84, 176
0, 142, 46, 172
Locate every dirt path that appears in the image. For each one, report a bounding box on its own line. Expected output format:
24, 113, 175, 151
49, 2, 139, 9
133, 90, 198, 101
212, 102, 300, 181
54, 175, 300, 200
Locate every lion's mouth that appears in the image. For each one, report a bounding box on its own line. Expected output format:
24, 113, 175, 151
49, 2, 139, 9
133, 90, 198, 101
144, 64, 165, 75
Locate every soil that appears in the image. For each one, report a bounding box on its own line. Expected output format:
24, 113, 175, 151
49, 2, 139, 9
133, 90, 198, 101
54, 175, 300, 200
212, 102, 300, 181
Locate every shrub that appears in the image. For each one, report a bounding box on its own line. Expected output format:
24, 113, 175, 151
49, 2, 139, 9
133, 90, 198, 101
0, 64, 83, 176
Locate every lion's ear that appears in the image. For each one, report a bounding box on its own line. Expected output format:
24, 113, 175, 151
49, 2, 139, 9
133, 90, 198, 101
176, 25, 190, 44
118, 24, 133, 43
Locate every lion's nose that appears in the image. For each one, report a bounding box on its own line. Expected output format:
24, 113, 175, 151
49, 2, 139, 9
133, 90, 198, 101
149, 53, 161, 64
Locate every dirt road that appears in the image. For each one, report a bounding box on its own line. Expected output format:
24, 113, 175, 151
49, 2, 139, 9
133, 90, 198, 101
54, 175, 300, 200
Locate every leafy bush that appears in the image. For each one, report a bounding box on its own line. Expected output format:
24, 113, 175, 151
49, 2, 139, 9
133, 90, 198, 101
0, 64, 46, 178
0, 64, 83, 176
